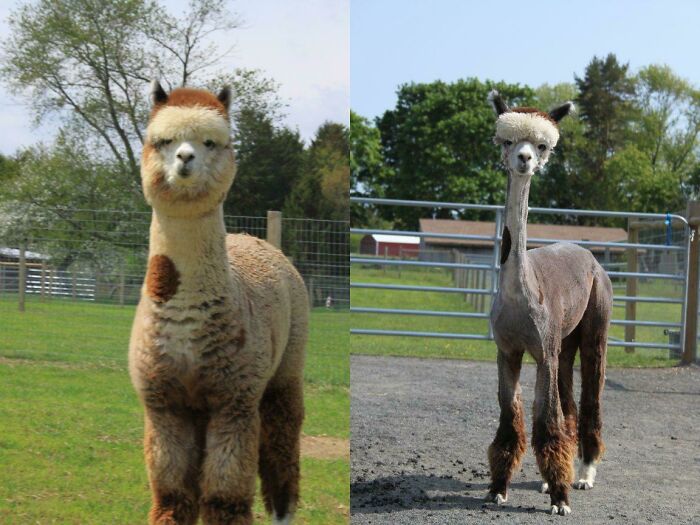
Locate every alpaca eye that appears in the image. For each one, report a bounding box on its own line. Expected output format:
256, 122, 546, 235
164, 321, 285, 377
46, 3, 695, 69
504, 140, 512, 147
154, 138, 172, 149
538, 144, 547, 152
204, 140, 216, 149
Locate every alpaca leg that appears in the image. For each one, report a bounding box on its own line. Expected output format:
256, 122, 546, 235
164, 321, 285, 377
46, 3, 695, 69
575, 274, 609, 491
486, 349, 526, 504
532, 361, 576, 516
259, 376, 304, 524
200, 405, 260, 525
575, 328, 607, 490
144, 409, 202, 525
542, 331, 579, 494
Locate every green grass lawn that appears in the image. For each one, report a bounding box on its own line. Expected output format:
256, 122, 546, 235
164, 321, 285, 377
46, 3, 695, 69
351, 264, 683, 367
0, 295, 348, 524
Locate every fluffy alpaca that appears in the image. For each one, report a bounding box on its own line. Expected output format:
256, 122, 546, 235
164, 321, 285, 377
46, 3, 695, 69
129, 81, 308, 525
484, 91, 612, 516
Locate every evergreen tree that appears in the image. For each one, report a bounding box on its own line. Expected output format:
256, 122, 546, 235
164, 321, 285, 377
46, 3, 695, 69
574, 53, 636, 209
284, 122, 349, 221
227, 108, 305, 217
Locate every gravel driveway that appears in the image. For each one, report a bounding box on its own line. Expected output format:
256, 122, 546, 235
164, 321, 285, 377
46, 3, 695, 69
351, 355, 700, 524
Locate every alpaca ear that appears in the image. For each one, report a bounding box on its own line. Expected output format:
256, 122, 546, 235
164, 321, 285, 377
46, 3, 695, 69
217, 86, 231, 111
549, 101, 575, 122
488, 90, 510, 116
150, 80, 168, 106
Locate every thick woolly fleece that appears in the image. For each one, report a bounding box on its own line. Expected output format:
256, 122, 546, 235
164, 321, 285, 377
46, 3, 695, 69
495, 111, 560, 149
129, 86, 308, 525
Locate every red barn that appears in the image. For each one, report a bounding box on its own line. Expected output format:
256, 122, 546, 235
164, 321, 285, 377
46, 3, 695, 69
359, 234, 420, 258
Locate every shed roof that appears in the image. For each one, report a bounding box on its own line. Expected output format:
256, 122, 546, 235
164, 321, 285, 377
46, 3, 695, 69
419, 219, 627, 251
0, 247, 47, 260
370, 234, 420, 245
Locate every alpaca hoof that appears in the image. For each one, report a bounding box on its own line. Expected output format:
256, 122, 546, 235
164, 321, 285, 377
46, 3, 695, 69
551, 504, 571, 516
272, 514, 292, 525
540, 482, 549, 494
574, 462, 597, 490
484, 492, 507, 505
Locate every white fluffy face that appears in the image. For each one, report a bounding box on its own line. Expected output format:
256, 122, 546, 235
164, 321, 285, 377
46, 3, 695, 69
495, 112, 559, 177
156, 137, 220, 189
506, 142, 540, 177
142, 105, 235, 217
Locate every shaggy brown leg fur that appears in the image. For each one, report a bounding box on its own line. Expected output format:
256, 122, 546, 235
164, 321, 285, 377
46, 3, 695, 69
487, 350, 527, 500
259, 377, 304, 520
533, 420, 576, 507
145, 410, 205, 525
199, 407, 260, 525
532, 363, 576, 509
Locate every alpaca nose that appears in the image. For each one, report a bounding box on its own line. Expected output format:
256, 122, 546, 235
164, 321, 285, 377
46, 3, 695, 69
518, 153, 531, 163
177, 151, 195, 163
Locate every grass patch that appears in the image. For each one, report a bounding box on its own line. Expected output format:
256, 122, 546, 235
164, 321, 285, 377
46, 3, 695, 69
350, 264, 682, 367
0, 295, 348, 524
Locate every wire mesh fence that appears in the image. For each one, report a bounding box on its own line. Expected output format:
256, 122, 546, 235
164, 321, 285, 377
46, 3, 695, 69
0, 207, 349, 386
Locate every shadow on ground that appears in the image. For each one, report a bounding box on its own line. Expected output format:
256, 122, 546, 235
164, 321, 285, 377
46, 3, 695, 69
352, 474, 550, 516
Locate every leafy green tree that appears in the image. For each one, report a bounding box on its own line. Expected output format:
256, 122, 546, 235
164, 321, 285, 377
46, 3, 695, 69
284, 122, 349, 221
375, 78, 535, 228
226, 108, 305, 217
1, 0, 279, 191
633, 64, 700, 199
206, 69, 286, 133
529, 83, 588, 217
350, 111, 382, 194
349, 111, 387, 226
0, 132, 148, 270
0, 0, 287, 264
604, 146, 682, 212
0, 154, 22, 197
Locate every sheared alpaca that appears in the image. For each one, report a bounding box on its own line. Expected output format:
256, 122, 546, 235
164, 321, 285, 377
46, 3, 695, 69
484, 91, 612, 516
129, 81, 308, 525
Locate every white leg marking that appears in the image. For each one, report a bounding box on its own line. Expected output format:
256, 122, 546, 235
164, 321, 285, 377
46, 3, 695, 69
272, 514, 292, 525
484, 492, 507, 504
551, 504, 571, 516
540, 481, 549, 494
573, 462, 597, 490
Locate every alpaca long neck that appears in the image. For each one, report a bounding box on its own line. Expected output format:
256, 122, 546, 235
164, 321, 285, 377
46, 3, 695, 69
148, 206, 232, 297
499, 173, 535, 300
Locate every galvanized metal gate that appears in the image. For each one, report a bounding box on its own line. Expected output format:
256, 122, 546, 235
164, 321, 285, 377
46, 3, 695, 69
350, 197, 692, 358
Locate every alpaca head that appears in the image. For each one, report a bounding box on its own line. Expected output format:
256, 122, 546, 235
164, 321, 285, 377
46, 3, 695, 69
488, 90, 574, 178
141, 81, 235, 218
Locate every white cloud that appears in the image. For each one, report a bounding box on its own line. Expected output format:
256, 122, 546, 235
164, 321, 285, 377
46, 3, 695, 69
225, 0, 349, 141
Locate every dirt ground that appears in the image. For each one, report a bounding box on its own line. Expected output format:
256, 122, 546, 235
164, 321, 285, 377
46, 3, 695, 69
302, 434, 350, 460
351, 355, 700, 524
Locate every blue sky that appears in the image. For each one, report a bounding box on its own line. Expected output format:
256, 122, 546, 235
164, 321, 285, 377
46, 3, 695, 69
351, 0, 700, 119
0, 0, 349, 154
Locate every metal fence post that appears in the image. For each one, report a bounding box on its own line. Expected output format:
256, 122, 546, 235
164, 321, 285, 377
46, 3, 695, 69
40, 262, 46, 301
266, 210, 282, 250
625, 219, 638, 353
18, 241, 27, 312
682, 202, 700, 364
119, 265, 126, 307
